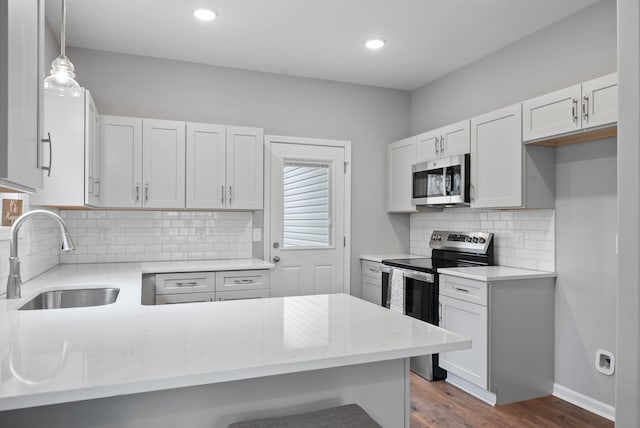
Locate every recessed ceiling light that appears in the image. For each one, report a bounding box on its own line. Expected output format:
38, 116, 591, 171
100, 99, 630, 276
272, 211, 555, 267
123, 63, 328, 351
194, 8, 218, 21
365, 38, 387, 50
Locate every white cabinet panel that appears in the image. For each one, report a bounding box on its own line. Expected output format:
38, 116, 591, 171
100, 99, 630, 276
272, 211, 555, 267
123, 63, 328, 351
416, 129, 440, 162
0, 0, 42, 191
32, 89, 99, 207
441, 120, 470, 158
471, 104, 523, 209
216, 288, 269, 301
226, 126, 264, 210
362, 276, 382, 306
522, 84, 582, 142
142, 119, 185, 209
215, 270, 269, 292
186, 123, 226, 209
439, 294, 488, 389
387, 137, 418, 213
582, 72, 618, 130
100, 116, 143, 208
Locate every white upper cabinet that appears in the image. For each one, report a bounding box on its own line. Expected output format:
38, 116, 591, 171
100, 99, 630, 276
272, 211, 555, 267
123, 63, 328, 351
581, 73, 618, 130
523, 72, 618, 142
417, 120, 470, 162
185, 124, 263, 210
471, 103, 555, 210
226, 126, 264, 210
31, 89, 100, 207
471, 104, 523, 209
100, 116, 143, 208
142, 119, 186, 209
0, 0, 43, 192
186, 123, 226, 209
387, 137, 418, 213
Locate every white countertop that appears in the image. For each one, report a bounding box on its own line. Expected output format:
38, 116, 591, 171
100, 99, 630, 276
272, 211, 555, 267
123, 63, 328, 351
0, 262, 470, 412
360, 254, 423, 263
439, 266, 557, 281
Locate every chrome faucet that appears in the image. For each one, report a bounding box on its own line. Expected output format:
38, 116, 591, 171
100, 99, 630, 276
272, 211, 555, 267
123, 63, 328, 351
6, 210, 76, 299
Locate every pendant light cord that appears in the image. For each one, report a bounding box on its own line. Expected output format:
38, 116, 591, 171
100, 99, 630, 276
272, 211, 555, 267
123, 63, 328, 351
61, 0, 66, 58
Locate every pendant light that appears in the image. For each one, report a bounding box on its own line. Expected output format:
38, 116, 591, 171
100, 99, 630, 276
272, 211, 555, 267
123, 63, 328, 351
44, 0, 81, 97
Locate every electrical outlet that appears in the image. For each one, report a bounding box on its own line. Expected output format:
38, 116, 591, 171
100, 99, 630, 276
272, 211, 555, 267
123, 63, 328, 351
253, 228, 262, 242
196, 228, 206, 241
595, 349, 615, 375
100, 229, 110, 244
513, 232, 524, 248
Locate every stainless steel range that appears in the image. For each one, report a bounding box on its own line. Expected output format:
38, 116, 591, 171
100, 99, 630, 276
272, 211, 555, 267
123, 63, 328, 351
381, 230, 494, 381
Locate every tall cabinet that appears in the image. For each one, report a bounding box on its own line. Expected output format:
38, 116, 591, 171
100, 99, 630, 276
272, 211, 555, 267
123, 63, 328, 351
31, 89, 101, 207
0, 0, 43, 192
387, 137, 418, 213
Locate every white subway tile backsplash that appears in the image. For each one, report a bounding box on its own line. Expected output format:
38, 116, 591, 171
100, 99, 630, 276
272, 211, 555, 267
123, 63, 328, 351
410, 208, 555, 271
59, 210, 253, 264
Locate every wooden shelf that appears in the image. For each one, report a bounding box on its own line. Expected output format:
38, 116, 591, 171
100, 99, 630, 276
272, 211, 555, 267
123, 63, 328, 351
529, 125, 617, 147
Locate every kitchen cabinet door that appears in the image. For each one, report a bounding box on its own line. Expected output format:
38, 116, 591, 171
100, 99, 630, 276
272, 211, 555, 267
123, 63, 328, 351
522, 84, 582, 142
32, 89, 101, 208
85, 91, 100, 206
387, 137, 418, 213
226, 126, 264, 210
439, 294, 488, 389
0, 0, 43, 191
581, 72, 618, 130
362, 276, 382, 306
471, 104, 523, 209
416, 129, 440, 162
100, 115, 143, 208
441, 120, 470, 158
186, 122, 226, 209
142, 119, 186, 209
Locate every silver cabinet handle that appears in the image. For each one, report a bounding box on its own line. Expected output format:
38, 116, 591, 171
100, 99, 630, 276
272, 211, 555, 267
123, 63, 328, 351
572, 97, 578, 122
470, 184, 475, 202
368, 268, 379, 273
438, 301, 442, 323
582, 94, 589, 120
88, 176, 93, 196
135, 183, 140, 201
94, 179, 100, 198
455, 287, 470, 293
145, 183, 149, 202
434, 137, 439, 155
440, 135, 444, 155
229, 186, 232, 204
221, 185, 225, 204
175, 281, 198, 287
233, 279, 255, 284
41, 132, 52, 177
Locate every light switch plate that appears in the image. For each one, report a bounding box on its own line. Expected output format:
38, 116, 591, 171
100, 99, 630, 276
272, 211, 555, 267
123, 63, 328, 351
253, 228, 262, 242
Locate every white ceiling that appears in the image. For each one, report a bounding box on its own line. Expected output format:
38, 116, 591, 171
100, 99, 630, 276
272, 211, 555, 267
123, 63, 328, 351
47, 0, 600, 91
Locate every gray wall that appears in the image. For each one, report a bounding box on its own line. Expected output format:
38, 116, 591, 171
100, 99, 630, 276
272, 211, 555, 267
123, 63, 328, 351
410, 0, 617, 134
410, 0, 618, 407
616, 0, 640, 424
555, 139, 617, 405
67, 47, 412, 297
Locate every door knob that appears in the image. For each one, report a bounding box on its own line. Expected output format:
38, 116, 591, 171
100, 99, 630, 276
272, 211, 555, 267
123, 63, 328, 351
272, 256, 280, 263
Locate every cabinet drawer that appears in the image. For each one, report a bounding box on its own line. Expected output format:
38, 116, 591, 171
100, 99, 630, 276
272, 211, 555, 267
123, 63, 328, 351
155, 272, 215, 295
156, 292, 215, 304
361, 260, 383, 280
439, 275, 487, 306
215, 270, 269, 292
216, 288, 269, 301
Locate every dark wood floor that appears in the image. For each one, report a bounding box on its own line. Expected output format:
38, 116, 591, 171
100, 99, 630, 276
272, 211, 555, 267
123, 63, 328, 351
410, 373, 614, 428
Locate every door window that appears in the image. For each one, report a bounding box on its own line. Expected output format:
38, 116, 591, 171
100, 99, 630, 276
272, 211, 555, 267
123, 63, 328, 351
282, 162, 331, 248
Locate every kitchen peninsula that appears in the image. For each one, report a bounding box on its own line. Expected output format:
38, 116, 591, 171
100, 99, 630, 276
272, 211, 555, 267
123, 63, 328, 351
0, 262, 470, 428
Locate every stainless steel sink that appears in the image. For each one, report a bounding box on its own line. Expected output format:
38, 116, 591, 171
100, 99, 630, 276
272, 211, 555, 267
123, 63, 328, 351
19, 288, 120, 310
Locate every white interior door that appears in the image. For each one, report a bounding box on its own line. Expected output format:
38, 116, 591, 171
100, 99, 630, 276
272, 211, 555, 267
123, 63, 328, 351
268, 138, 349, 297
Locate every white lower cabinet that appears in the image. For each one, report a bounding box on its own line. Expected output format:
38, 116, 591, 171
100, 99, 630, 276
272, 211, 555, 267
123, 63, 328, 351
438, 274, 555, 405
154, 270, 270, 304
361, 260, 383, 305
439, 294, 488, 389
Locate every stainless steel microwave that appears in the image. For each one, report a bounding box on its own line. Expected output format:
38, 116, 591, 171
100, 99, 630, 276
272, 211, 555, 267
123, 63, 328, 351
411, 154, 470, 207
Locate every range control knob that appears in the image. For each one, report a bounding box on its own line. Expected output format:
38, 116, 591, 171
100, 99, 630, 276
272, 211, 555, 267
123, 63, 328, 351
472, 237, 479, 243
479, 237, 486, 244
465, 236, 472, 243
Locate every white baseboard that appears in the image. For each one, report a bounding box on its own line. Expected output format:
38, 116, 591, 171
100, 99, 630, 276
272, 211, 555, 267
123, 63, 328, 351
446, 373, 497, 406
552, 383, 615, 422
